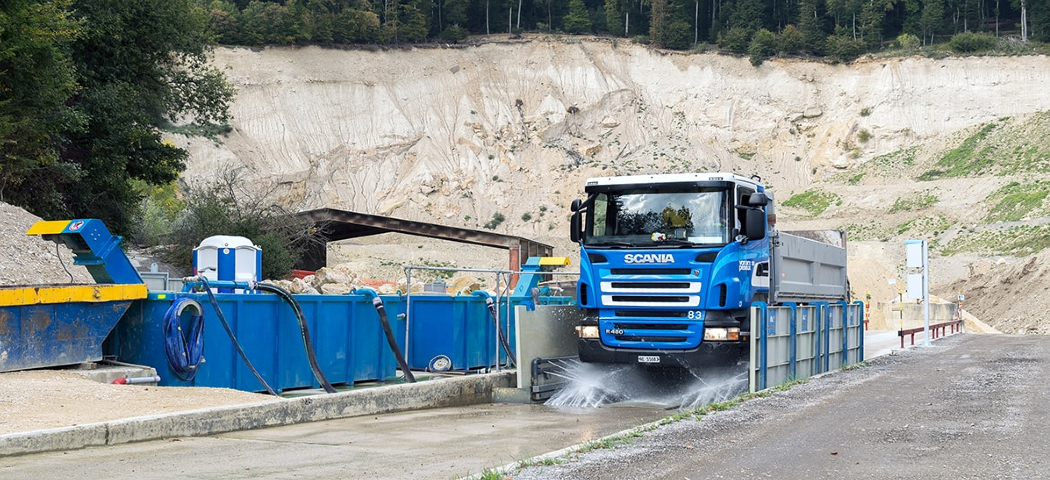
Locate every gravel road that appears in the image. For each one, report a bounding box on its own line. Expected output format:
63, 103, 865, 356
511, 333, 1050, 480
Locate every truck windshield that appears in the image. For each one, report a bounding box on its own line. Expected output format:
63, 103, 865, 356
585, 188, 730, 247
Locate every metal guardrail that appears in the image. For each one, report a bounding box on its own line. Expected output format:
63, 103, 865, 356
898, 320, 964, 348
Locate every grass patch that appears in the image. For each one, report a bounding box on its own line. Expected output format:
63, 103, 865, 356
919, 114, 1050, 180
984, 181, 1050, 222
888, 190, 938, 213
895, 215, 952, 236
918, 123, 999, 180
941, 224, 1050, 256
782, 189, 840, 216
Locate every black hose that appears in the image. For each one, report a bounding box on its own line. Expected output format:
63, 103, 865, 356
255, 282, 338, 394
371, 296, 416, 383
485, 297, 517, 367
199, 277, 278, 396
163, 297, 205, 381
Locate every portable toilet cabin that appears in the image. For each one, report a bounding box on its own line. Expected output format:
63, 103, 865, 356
193, 235, 262, 291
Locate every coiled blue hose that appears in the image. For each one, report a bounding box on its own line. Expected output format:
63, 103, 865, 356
163, 297, 205, 381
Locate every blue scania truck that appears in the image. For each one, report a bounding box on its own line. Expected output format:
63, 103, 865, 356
568, 172, 848, 368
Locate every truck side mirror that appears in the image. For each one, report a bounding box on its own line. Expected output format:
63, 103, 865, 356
747, 192, 769, 207
570, 211, 582, 243
745, 208, 765, 241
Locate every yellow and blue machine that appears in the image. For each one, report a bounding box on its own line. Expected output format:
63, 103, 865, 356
0, 219, 147, 372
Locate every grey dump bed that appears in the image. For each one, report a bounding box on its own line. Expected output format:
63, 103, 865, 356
769, 229, 849, 304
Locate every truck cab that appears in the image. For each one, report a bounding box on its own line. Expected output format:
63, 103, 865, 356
569, 172, 772, 368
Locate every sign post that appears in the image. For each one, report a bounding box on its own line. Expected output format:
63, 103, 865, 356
905, 240, 930, 346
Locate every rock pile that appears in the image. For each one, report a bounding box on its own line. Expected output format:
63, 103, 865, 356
263, 265, 484, 296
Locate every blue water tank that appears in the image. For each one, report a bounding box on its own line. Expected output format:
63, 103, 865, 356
193, 236, 262, 291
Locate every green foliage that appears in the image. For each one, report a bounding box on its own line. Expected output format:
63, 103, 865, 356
58, 0, 235, 235
888, 190, 938, 213
918, 123, 998, 180
718, 27, 752, 54
948, 32, 998, 53
180, 0, 1040, 59
483, 212, 506, 230
984, 181, 1050, 223
0, 0, 82, 210
521, 212, 533, 222
777, 24, 805, 54
132, 179, 185, 246
897, 33, 920, 50
0, 0, 233, 238
440, 24, 469, 42
748, 28, 777, 66
824, 33, 866, 62
563, 0, 592, 34
783, 189, 839, 216
857, 129, 871, 142
942, 224, 1050, 256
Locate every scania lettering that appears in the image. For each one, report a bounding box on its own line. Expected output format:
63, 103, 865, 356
624, 253, 675, 264
568, 172, 849, 368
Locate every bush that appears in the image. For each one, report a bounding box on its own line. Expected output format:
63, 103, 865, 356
718, 27, 752, 54
824, 34, 865, 62
778, 25, 805, 55
948, 32, 998, 53
483, 212, 506, 230
160, 166, 323, 280
897, 33, 920, 50
440, 24, 469, 42
748, 29, 778, 66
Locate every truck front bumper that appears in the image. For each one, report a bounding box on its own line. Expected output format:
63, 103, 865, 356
577, 338, 747, 368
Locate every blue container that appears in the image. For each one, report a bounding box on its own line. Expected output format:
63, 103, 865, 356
109, 292, 403, 393
401, 293, 538, 371
398, 293, 574, 372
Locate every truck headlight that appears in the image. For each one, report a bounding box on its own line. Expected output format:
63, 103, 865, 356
576, 325, 600, 339
703, 327, 740, 341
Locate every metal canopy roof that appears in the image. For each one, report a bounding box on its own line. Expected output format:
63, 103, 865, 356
295, 208, 554, 271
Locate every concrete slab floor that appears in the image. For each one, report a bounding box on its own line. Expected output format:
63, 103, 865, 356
0, 402, 673, 480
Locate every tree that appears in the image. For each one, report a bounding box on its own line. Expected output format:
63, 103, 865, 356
0, 0, 81, 211
748, 28, 778, 65
919, 0, 945, 44
605, 0, 625, 36
58, 0, 234, 235
650, 0, 690, 48
797, 0, 829, 54
778, 24, 806, 53
564, 0, 592, 33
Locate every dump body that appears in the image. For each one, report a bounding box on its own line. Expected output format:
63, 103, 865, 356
770, 230, 849, 304
569, 173, 848, 368
0, 220, 146, 372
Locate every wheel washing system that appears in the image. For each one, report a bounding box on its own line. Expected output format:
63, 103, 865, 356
1, 219, 862, 397
1, 219, 572, 394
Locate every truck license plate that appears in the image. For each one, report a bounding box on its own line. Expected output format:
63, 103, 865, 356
637, 355, 660, 364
